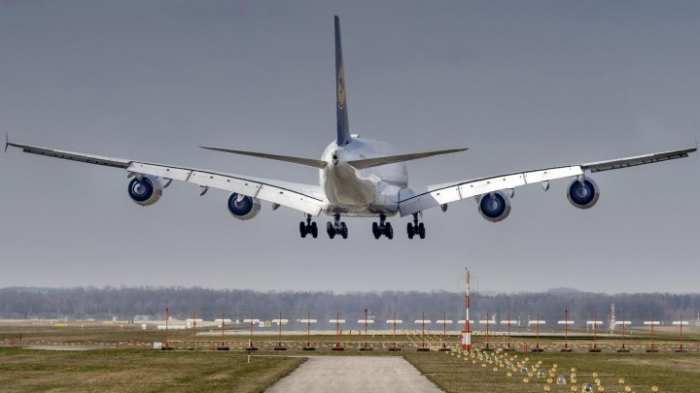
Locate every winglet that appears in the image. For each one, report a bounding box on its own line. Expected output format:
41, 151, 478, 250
4, 133, 8, 153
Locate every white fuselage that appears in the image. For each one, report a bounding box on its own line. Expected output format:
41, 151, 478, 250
320, 136, 407, 217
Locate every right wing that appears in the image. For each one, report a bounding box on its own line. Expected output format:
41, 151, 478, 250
399, 146, 697, 217
6, 140, 325, 216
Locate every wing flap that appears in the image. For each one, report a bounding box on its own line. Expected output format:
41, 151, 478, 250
459, 173, 526, 199
523, 166, 583, 183
256, 184, 321, 214
129, 162, 323, 215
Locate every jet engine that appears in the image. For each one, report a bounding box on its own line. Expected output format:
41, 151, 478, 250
567, 177, 600, 209
128, 176, 163, 206
477, 191, 512, 222
227, 192, 261, 220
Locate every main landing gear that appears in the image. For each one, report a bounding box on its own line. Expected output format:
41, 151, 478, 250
299, 214, 318, 238
406, 212, 426, 239
372, 215, 393, 239
327, 214, 348, 239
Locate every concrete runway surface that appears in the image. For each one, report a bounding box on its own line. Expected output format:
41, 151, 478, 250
265, 356, 443, 392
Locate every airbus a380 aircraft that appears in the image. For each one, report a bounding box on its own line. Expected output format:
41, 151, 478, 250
6, 17, 697, 240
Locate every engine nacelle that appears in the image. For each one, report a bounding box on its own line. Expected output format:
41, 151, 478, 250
227, 193, 261, 220
477, 191, 512, 222
128, 176, 163, 206
567, 177, 600, 209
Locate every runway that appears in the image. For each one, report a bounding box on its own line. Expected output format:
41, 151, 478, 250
265, 356, 443, 393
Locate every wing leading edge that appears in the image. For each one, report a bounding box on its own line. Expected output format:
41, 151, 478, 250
6, 140, 324, 216
399, 146, 697, 217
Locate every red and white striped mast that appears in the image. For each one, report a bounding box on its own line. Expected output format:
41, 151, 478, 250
461, 267, 472, 351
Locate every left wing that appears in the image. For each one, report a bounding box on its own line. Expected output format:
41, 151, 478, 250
399, 147, 697, 217
6, 139, 325, 216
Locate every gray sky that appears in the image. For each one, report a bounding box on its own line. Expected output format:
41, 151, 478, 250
1, 1, 699, 293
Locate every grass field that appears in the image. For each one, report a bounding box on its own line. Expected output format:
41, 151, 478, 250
405, 350, 700, 393
1, 322, 699, 392
0, 348, 305, 393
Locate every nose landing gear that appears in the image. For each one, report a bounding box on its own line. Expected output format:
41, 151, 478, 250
372, 215, 393, 239
406, 213, 426, 239
299, 214, 318, 238
327, 214, 348, 239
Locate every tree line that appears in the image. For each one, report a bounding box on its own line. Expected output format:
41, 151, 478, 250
0, 286, 698, 324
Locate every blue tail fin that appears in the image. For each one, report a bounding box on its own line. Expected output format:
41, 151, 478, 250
335, 16, 351, 146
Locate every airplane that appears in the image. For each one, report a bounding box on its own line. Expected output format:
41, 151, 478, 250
5, 16, 697, 240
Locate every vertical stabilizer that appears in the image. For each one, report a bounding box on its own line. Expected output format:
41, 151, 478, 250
335, 16, 351, 146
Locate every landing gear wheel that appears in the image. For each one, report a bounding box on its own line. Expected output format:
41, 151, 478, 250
326, 214, 348, 239
407, 212, 426, 240
372, 222, 381, 239
385, 222, 393, 239
372, 215, 394, 239
300, 215, 318, 239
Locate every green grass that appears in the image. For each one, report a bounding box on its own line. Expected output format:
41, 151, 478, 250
404, 349, 700, 393
0, 348, 305, 393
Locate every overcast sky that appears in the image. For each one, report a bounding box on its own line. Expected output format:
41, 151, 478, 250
1, 1, 699, 294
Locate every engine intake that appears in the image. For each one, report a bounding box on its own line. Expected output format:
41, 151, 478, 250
227, 193, 261, 220
567, 178, 600, 209
478, 191, 511, 222
128, 176, 163, 206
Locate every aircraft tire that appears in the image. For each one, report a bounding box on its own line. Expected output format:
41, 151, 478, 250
327, 222, 335, 239
341, 222, 348, 239
300, 222, 307, 238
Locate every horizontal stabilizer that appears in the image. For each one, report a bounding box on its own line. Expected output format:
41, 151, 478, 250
347, 148, 468, 170
200, 146, 328, 169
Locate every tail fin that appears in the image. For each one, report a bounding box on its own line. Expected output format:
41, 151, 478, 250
335, 16, 351, 146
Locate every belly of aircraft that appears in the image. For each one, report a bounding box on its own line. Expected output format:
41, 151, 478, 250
319, 137, 406, 217
323, 162, 375, 207
321, 163, 402, 217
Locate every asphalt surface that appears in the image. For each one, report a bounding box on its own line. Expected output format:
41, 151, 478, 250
265, 356, 443, 393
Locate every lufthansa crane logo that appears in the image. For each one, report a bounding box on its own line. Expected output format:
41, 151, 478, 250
337, 65, 346, 110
